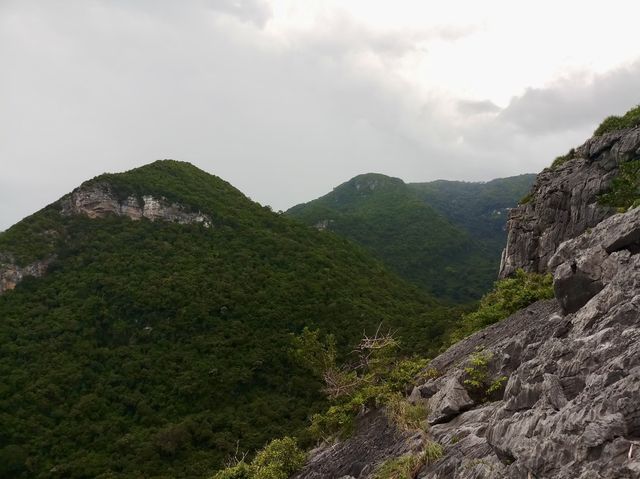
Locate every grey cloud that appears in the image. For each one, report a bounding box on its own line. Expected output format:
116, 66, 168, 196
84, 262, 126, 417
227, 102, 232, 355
205, 0, 273, 27
457, 99, 501, 115
0, 0, 638, 231
499, 62, 640, 134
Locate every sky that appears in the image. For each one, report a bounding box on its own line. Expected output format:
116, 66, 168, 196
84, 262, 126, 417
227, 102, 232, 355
2, 0, 640, 230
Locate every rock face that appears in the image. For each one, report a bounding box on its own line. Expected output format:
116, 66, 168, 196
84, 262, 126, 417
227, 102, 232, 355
298, 206, 640, 478
0, 256, 50, 294
59, 182, 212, 226
0, 182, 213, 296
499, 126, 640, 278
298, 125, 640, 477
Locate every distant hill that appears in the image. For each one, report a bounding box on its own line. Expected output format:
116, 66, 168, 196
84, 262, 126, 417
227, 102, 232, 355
287, 173, 535, 302
0, 161, 454, 478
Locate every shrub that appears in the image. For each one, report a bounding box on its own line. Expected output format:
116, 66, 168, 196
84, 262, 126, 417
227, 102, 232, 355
450, 270, 554, 343
549, 148, 576, 170
300, 328, 432, 440
594, 105, 640, 136
462, 350, 508, 402
252, 437, 307, 479
598, 159, 640, 210
386, 394, 429, 431
373, 441, 443, 479
212, 437, 306, 479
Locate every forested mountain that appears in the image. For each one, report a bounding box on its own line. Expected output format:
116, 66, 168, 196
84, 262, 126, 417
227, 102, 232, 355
286, 173, 535, 302
0, 161, 456, 478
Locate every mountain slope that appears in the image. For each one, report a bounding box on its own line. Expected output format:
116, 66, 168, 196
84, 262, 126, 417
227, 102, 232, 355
408, 174, 536, 252
0, 161, 453, 478
287, 173, 534, 302
293, 120, 640, 479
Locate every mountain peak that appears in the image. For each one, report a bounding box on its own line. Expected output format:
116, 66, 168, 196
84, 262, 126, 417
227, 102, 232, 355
345, 173, 405, 191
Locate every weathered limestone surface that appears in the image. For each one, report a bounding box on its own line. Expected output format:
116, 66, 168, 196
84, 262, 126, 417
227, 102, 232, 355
59, 182, 212, 226
0, 182, 213, 295
298, 207, 640, 479
499, 126, 640, 278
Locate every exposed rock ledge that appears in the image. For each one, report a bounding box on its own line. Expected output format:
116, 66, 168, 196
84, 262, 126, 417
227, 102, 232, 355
499, 126, 640, 278
0, 256, 51, 295
59, 182, 212, 227
298, 207, 640, 479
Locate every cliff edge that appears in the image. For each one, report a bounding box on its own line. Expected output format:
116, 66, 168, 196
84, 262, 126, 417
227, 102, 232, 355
297, 126, 640, 479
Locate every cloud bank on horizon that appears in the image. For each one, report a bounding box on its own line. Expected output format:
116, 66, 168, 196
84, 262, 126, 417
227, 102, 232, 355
1, 0, 640, 230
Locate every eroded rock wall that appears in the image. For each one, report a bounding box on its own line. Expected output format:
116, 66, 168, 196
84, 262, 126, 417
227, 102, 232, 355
499, 126, 640, 278
299, 206, 640, 479
59, 182, 212, 226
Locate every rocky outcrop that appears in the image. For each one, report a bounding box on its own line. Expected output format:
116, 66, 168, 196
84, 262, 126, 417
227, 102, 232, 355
0, 255, 51, 294
298, 206, 640, 478
59, 182, 212, 226
294, 410, 422, 479
0, 182, 213, 296
499, 126, 640, 278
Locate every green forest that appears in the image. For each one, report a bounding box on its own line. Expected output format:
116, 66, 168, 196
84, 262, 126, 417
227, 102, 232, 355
287, 173, 534, 302
0, 161, 458, 478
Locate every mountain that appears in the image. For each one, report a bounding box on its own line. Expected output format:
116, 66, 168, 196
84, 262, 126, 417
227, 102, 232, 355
286, 173, 535, 302
292, 116, 640, 478
0, 161, 456, 478
408, 174, 536, 253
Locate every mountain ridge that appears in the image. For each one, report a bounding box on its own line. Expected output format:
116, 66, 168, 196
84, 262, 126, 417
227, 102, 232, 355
0, 161, 456, 478
287, 172, 535, 302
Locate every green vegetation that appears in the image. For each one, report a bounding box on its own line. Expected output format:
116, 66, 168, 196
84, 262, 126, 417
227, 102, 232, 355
450, 270, 554, 343
287, 173, 535, 302
385, 394, 429, 432
0, 162, 456, 478
549, 148, 576, 170
294, 326, 435, 441
594, 105, 640, 136
373, 441, 443, 479
598, 159, 640, 211
211, 437, 306, 479
462, 350, 508, 402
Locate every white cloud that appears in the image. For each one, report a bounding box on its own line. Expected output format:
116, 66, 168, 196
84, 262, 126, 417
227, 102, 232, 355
1, 0, 640, 230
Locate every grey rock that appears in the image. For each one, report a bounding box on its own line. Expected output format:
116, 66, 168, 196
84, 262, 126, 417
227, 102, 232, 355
297, 206, 640, 479
427, 377, 475, 425
499, 126, 640, 278
293, 409, 418, 479
59, 182, 212, 227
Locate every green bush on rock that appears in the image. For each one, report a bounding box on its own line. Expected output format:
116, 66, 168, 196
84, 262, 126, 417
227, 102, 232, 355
450, 270, 554, 343
594, 105, 640, 136
212, 437, 306, 479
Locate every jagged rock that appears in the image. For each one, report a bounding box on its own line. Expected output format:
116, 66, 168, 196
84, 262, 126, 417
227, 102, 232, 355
499, 126, 640, 278
293, 410, 418, 479
297, 206, 640, 479
427, 377, 475, 425
59, 182, 212, 226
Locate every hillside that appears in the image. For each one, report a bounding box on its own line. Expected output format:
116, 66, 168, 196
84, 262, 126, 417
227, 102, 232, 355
0, 161, 456, 478
292, 118, 640, 478
287, 173, 534, 302
408, 174, 536, 253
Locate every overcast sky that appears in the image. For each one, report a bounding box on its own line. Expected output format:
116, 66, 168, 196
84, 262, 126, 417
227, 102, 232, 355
2, 0, 640, 230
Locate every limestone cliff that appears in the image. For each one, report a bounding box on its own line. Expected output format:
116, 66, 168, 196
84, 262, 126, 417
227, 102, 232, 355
59, 182, 212, 226
297, 129, 640, 479
499, 126, 640, 278
0, 181, 212, 295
